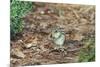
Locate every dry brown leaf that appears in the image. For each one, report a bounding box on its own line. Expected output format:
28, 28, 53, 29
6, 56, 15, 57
11, 49, 25, 58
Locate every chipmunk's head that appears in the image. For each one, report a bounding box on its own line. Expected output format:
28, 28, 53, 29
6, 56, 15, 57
51, 27, 65, 39
51, 28, 61, 38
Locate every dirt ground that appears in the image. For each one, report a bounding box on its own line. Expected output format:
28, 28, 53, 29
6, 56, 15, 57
10, 2, 95, 67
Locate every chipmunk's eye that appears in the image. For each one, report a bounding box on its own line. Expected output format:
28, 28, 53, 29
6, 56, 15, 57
55, 30, 58, 33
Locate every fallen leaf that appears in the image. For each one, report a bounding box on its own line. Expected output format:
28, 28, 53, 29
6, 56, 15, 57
11, 49, 25, 58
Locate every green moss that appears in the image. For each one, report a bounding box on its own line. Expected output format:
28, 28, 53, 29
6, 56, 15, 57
78, 37, 95, 62
10, 0, 33, 38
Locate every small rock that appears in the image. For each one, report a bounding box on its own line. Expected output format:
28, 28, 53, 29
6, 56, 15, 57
40, 11, 45, 14
25, 43, 37, 48
25, 43, 33, 48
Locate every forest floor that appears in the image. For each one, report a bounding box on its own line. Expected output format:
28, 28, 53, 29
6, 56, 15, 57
10, 3, 95, 67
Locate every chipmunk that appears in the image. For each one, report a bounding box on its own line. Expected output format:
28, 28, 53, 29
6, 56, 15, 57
49, 27, 65, 50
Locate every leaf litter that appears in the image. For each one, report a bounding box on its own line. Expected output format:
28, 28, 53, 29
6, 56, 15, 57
10, 2, 95, 66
